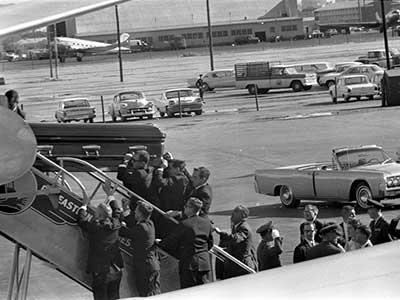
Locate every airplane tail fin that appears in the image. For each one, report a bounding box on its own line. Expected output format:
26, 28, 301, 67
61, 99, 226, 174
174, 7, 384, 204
119, 33, 130, 44
376, 11, 382, 23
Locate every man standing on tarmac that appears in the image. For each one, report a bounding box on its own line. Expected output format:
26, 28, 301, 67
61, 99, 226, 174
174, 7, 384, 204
195, 74, 205, 102
158, 198, 214, 289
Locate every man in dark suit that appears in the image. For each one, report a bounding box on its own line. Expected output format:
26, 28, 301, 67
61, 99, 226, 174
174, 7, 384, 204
293, 222, 316, 263
159, 197, 213, 289
389, 213, 400, 239
300, 204, 323, 243
306, 222, 345, 260
185, 167, 212, 216
119, 200, 161, 297
215, 205, 258, 279
117, 150, 153, 212
78, 202, 124, 300
366, 199, 393, 245
338, 205, 356, 248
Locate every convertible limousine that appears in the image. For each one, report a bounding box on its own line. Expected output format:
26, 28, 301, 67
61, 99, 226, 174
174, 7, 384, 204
254, 145, 400, 209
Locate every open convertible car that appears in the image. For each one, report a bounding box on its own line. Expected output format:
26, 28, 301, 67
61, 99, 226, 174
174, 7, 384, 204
254, 145, 400, 209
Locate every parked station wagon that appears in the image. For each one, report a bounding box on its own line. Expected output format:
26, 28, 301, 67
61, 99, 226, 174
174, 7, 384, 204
187, 69, 235, 91
254, 145, 400, 209
55, 98, 96, 123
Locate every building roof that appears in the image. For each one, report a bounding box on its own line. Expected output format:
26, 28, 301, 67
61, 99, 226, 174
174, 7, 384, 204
75, 0, 282, 35
315, 0, 374, 12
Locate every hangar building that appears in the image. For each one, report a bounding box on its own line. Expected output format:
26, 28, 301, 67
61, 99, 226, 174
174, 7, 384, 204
59, 0, 304, 49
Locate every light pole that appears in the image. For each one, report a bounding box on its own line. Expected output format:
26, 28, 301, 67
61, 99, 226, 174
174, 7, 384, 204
380, 0, 391, 69
115, 5, 124, 82
206, 0, 214, 71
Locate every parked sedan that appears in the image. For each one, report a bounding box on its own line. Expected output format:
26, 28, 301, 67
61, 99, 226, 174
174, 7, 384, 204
187, 69, 235, 91
109, 91, 155, 122
155, 88, 203, 117
317, 62, 363, 87
329, 75, 379, 103
254, 145, 400, 209
55, 98, 95, 123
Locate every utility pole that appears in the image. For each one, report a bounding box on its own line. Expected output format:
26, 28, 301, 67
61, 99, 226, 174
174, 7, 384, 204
206, 0, 214, 71
380, 0, 391, 69
115, 5, 124, 82
53, 24, 59, 80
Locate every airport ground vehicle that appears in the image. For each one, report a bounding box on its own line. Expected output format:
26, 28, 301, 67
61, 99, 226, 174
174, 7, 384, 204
187, 69, 235, 90
109, 91, 155, 122
55, 98, 95, 123
356, 49, 400, 68
235, 61, 316, 94
234, 35, 260, 45
128, 39, 152, 52
155, 88, 203, 117
329, 74, 379, 103
254, 145, 400, 209
317, 62, 363, 87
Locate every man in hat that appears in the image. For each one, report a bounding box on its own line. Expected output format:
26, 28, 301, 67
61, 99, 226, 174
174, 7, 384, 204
300, 204, 323, 243
293, 222, 316, 263
215, 205, 258, 278
78, 202, 124, 300
119, 200, 161, 296
158, 197, 213, 289
306, 222, 345, 260
366, 199, 392, 245
256, 221, 283, 271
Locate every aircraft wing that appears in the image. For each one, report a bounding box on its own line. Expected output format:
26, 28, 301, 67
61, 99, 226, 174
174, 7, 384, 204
132, 240, 400, 300
0, 0, 130, 38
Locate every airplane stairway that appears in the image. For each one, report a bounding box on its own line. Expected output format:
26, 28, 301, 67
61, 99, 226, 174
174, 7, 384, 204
1, 153, 255, 300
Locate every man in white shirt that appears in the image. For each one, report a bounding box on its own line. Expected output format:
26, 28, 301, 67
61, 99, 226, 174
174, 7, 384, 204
339, 205, 356, 248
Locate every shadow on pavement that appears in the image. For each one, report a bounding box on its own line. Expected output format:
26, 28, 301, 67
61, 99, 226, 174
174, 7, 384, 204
210, 200, 400, 219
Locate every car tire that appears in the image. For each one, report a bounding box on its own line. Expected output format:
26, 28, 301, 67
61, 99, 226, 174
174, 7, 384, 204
259, 88, 269, 94
203, 83, 211, 91
195, 110, 202, 115
332, 96, 337, 103
248, 85, 258, 95
120, 116, 126, 122
159, 112, 165, 117
344, 95, 350, 102
303, 85, 312, 91
354, 183, 373, 209
111, 114, 117, 122
291, 81, 303, 92
279, 185, 300, 208
167, 110, 174, 118
148, 114, 154, 119
356, 96, 361, 101
83, 119, 88, 123
89, 118, 94, 123
368, 95, 374, 100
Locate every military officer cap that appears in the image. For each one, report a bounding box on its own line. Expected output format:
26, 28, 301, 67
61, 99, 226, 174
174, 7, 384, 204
366, 199, 384, 209
320, 222, 341, 235
256, 221, 273, 234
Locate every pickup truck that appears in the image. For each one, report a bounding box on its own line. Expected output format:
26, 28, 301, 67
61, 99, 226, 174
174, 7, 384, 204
235, 61, 317, 94
356, 49, 400, 69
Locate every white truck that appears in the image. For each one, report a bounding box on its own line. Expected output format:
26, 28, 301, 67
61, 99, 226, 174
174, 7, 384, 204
235, 62, 316, 94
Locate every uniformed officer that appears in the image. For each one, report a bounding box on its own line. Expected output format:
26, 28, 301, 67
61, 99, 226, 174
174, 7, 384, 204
366, 199, 393, 245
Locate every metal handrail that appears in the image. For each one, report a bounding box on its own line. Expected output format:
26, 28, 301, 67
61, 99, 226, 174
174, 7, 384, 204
35, 153, 90, 205
55, 156, 255, 274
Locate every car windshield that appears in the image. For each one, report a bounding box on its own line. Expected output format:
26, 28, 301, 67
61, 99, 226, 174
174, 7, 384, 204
166, 90, 194, 98
344, 76, 368, 85
336, 148, 392, 170
367, 51, 383, 58
120, 92, 144, 100
336, 64, 354, 72
63, 99, 89, 108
